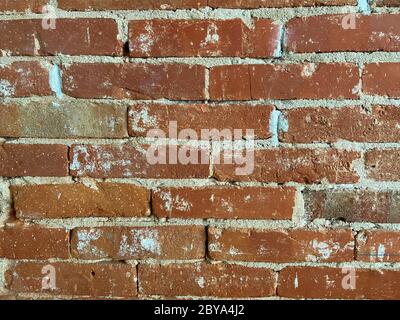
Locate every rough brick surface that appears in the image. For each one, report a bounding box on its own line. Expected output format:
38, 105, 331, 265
139, 263, 276, 297
6, 262, 137, 298
128, 103, 273, 139
0, 144, 68, 177
214, 148, 360, 183
71, 226, 205, 260
281, 106, 400, 143
12, 183, 150, 219
208, 228, 354, 262
210, 63, 359, 100
152, 186, 295, 219
129, 19, 279, 58
1, 0, 399, 301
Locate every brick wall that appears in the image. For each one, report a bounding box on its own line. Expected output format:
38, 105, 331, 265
0, 0, 400, 300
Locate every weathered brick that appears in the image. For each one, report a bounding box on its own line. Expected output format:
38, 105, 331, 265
209, 0, 355, 8
363, 63, 400, 97
208, 228, 354, 262
376, 0, 400, 6
62, 63, 206, 100
0, 101, 127, 138
280, 106, 400, 143
0, 0, 47, 12
128, 103, 273, 139
210, 63, 359, 100
71, 226, 205, 260
214, 148, 360, 183
365, 149, 400, 181
0, 144, 68, 177
152, 186, 295, 220
12, 183, 150, 219
0, 19, 121, 56
286, 14, 400, 53
278, 267, 400, 299
357, 230, 400, 262
304, 189, 400, 223
129, 19, 279, 58
58, 0, 207, 10
0, 224, 69, 259
0, 62, 50, 97
139, 263, 276, 297
6, 262, 137, 298
70, 144, 210, 179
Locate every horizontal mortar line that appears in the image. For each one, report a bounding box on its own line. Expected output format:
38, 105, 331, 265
0, 6, 361, 20
5, 97, 400, 107
2, 53, 400, 65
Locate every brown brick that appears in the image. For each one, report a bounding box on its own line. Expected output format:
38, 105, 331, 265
62, 63, 206, 100
209, 0, 355, 8
58, 0, 207, 10
278, 267, 400, 299
304, 189, 400, 223
365, 149, 400, 181
210, 63, 359, 100
0, 62, 50, 97
128, 103, 273, 139
12, 183, 150, 219
0, 224, 69, 259
129, 19, 279, 58
152, 186, 295, 220
286, 14, 400, 53
139, 263, 276, 297
70, 144, 210, 179
71, 226, 205, 260
214, 148, 360, 184
280, 105, 400, 143
0, 0, 47, 12
0, 144, 68, 177
0, 19, 121, 56
6, 262, 137, 298
209, 228, 354, 262
363, 63, 400, 97
376, 0, 400, 6
357, 230, 400, 262
0, 101, 127, 138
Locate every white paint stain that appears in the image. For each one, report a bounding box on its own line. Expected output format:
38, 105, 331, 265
0, 80, 15, 97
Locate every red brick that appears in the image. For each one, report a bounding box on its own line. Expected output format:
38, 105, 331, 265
62, 63, 206, 100
0, 144, 68, 177
209, 0, 355, 8
139, 263, 276, 297
278, 267, 400, 299
304, 189, 400, 223
0, 224, 69, 259
128, 103, 273, 139
129, 19, 279, 58
6, 262, 137, 298
71, 226, 205, 260
366, 149, 400, 181
214, 148, 360, 183
0, 62, 50, 97
286, 14, 400, 53
12, 183, 150, 219
152, 186, 295, 220
210, 63, 359, 100
376, 0, 400, 5
0, 101, 127, 138
70, 144, 210, 179
357, 230, 400, 262
280, 105, 400, 143
363, 63, 400, 97
0, 19, 121, 56
208, 228, 354, 262
58, 0, 207, 10
0, 0, 47, 12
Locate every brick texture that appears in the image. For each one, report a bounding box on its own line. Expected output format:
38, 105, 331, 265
0, 0, 399, 301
